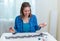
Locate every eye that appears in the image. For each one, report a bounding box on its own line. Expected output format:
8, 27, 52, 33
24, 11, 27, 12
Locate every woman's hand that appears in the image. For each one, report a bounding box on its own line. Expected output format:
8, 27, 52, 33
9, 27, 15, 33
39, 22, 47, 28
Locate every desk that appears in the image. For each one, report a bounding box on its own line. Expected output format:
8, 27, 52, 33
0, 32, 57, 41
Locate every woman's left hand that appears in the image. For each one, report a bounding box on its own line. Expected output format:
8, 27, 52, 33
39, 22, 47, 28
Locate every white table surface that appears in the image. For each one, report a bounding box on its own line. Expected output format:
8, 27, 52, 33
0, 32, 57, 41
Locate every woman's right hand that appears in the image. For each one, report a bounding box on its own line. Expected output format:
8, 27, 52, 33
9, 27, 14, 33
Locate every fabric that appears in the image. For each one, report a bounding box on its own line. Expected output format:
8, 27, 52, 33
23, 23, 30, 32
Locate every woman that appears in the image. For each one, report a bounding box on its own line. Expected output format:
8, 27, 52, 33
9, 2, 46, 33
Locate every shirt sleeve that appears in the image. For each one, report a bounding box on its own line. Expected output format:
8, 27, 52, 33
14, 16, 18, 32
33, 15, 41, 31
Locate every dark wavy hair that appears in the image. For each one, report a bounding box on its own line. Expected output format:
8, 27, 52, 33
20, 2, 32, 18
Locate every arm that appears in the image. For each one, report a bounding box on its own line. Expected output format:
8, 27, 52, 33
33, 15, 41, 31
14, 16, 19, 32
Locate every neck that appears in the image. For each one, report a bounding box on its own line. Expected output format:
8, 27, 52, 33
23, 16, 29, 23
24, 16, 28, 18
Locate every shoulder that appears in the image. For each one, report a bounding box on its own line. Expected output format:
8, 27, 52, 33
15, 15, 22, 21
31, 14, 37, 19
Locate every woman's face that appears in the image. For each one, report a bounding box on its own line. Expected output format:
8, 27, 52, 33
23, 7, 30, 17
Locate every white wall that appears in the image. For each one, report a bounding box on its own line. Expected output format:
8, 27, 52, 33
35, 0, 58, 38
56, 0, 60, 41
49, 0, 58, 38
35, 0, 49, 32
